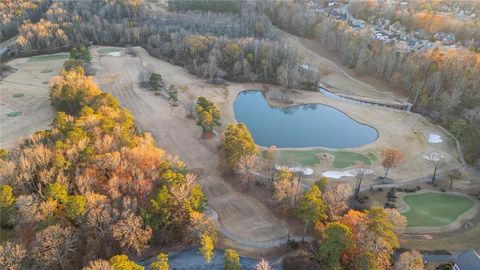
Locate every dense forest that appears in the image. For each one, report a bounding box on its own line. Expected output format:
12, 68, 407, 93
0, 63, 213, 269
4, 0, 317, 91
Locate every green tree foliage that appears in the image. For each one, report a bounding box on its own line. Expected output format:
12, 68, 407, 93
0, 185, 15, 209
224, 249, 240, 270
0, 185, 15, 227
314, 176, 329, 192
44, 183, 68, 204
318, 222, 355, 270
109, 255, 143, 270
355, 252, 380, 270
50, 67, 101, 115
0, 149, 8, 160
223, 123, 258, 168
151, 253, 169, 270
149, 73, 164, 95
195, 97, 221, 134
70, 47, 91, 63
366, 208, 400, 253
199, 233, 215, 263
167, 85, 178, 106
141, 174, 206, 243
296, 185, 328, 240
65, 195, 87, 220
449, 118, 468, 138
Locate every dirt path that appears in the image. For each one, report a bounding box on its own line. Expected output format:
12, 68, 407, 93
90, 47, 290, 249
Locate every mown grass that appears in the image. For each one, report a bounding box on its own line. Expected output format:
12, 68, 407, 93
402, 192, 474, 227
272, 149, 373, 168
98, 47, 120, 54
7, 111, 22, 117
28, 53, 69, 62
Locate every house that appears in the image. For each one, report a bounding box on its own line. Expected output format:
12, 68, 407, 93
348, 18, 366, 30
434, 32, 456, 45
454, 250, 480, 270
414, 28, 432, 40
328, 9, 346, 20
406, 37, 422, 51
373, 31, 395, 43
389, 22, 406, 34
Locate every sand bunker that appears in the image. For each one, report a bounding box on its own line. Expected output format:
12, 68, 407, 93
428, 133, 442, 143
322, 168, 373, 179
275, 164, 314, 175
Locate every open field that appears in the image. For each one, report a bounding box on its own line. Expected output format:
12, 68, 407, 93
97, 47, 121, 54
400, 191, 475, 227
0, 53, 65, 149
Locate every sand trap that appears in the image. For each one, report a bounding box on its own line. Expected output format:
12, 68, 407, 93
428, 133, 442, 143
110, 52, 121, 57
322, 168, 373, 179
275, 164, 314, 175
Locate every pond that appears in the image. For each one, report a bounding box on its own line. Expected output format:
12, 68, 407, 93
233, 91, 378, 148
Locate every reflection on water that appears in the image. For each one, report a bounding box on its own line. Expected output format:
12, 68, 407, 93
233, 91, 378, 148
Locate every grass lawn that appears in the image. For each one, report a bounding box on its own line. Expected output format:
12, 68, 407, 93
273, 149, 372, 168
402, 192, 474, 227
7, 111, 22, 117
28, 53, 69, 62
98, 47, 120, 54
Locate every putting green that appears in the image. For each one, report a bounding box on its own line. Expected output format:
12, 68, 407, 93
28, 53, 69, 62
274, 149, 372, 168
98, 47, 120, 54
402, 191, 474, 227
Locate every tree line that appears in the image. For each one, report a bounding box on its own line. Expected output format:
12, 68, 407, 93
0, 0, 50, 42
11, 0, 317, 90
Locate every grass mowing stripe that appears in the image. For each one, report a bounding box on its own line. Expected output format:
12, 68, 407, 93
28, 53, 69, 62
403, 192, 474, 227
273, 149, 372, 168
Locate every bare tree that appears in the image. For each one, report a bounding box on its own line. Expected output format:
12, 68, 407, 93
424, 151, 446, 184
236, 154, 258, 190
255, 258, 272, 270
32, 224, 79, 268
82, 259, 114, 270
0, 241, 27, 270
112, 212, 152, 254
323, 183, 352, 220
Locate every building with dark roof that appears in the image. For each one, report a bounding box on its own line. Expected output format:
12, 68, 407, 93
454, 249, 480, 270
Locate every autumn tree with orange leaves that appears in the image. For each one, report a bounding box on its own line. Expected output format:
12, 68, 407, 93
380, 148, 405, 179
